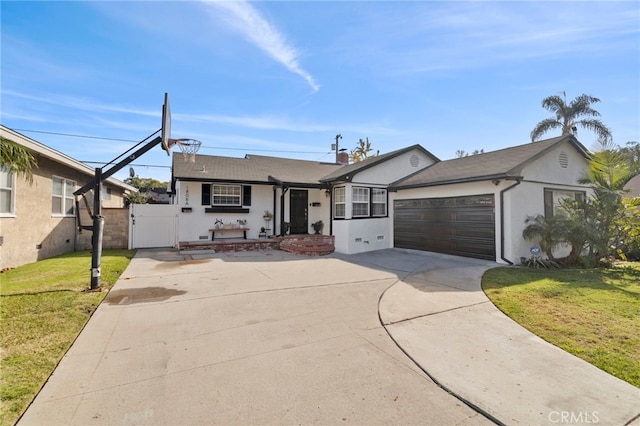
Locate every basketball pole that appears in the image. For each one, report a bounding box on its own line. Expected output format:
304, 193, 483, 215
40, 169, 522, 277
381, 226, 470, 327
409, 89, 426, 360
74, 134, 164, 290
90, 167, 104, 289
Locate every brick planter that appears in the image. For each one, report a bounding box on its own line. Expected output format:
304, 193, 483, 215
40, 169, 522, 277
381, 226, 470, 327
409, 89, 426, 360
279, 235, 335, 256
179, 235, 335, 256
179, 240, 279, 252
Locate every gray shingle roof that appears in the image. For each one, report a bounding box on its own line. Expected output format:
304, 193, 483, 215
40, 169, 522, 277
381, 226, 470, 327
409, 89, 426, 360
172, 153, 343, 186
319, 144, 439, 182
392, 135, 589, 189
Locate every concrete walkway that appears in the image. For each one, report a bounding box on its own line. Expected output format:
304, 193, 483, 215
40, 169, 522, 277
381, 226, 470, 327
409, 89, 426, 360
18, 248, 639, 425
374, 250, 640, 426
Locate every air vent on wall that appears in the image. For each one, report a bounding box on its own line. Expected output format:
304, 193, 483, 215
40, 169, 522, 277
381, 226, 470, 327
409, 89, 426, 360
559, 151, 569, 168
409, 154, 420, 168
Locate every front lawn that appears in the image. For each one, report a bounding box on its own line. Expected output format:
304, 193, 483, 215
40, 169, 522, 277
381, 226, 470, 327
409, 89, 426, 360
482, 263, 640, 388
0, 250, 135, 426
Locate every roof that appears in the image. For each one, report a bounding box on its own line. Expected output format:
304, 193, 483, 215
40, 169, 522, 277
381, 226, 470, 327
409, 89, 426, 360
172, 153, 344, 187
319, 144, 439, 182
0, 125, 137, 192
392, 135, 589, 189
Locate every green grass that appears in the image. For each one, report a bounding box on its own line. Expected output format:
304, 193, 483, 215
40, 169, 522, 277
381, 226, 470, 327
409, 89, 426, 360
482, 263, 640, 388
0, 250, 135, 426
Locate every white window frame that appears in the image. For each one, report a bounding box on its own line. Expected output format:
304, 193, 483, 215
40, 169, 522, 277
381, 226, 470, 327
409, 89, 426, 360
102, 185, 112, 201
334, 186, 346, 218
371, 188, 387, 217
212, 184, 241, 206
52, 176, 76, 217
0, 166, 15, 217
352, 187, 370, 217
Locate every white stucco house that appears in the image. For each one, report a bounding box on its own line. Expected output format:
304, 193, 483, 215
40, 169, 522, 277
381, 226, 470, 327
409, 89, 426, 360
170, 134, 591, 264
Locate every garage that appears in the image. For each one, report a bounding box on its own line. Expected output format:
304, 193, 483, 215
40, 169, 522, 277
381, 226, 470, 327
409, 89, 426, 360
394, 194, 495, 260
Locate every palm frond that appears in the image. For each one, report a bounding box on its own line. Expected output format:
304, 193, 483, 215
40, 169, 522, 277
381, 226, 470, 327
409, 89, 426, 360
0, 137, 37, 183
577, 119, 612, 141
530, 118, 561, 141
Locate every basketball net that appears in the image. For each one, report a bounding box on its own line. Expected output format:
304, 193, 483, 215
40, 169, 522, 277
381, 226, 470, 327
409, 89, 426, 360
175, 139, 202, 163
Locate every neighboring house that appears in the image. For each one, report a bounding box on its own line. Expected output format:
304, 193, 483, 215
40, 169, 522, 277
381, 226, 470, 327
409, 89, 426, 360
0, 125, 136, 269
139, 187, 171, 204
171, 134, 591, 264
624, 174, 640, 199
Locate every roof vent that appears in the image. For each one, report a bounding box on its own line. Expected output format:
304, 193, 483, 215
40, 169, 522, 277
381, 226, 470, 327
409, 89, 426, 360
409, 154, 420, 168
559, 151, 569, 168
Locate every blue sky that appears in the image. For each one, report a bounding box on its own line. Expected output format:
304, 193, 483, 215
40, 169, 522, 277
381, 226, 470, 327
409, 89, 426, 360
2, 1, 639, 183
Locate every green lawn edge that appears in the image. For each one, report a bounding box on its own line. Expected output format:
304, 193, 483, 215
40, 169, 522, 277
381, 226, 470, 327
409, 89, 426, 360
481, 263, 640, 388
0, 249, 135, 426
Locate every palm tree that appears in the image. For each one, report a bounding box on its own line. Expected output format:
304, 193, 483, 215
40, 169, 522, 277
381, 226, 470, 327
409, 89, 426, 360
522, 214, 567, 261
349, 137, 373, 163
0, 137, 37, 183
530, 93, 611, 142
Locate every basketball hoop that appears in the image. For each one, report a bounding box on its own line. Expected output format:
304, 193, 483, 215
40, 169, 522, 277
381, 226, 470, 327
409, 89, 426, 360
175, 139, 202, 163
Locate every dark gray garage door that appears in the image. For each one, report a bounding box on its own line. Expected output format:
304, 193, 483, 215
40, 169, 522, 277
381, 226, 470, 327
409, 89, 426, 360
394, 194, 495, 260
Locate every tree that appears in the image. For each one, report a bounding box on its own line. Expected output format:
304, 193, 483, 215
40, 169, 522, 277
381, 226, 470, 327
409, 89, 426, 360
124, 191, 151, 206
0, 137, 38, 183
123, 176, 167, 189
530, 93, 611, 142
559, 139, 640, 263
455, 149, 484, 158
522, 214, 566, 261
349, 137, 373, 163
619, 141, 640, 170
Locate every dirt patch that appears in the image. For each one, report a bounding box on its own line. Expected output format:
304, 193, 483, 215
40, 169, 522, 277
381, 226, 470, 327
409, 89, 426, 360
105, 287, 187, 305
154, 258, 212, 269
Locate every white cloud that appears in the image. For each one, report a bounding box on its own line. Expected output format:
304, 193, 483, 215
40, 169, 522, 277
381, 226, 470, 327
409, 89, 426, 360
202, 0, 319, 92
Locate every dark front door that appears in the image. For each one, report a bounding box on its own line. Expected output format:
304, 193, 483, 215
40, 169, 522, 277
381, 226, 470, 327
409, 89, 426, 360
290, 189, 308, 234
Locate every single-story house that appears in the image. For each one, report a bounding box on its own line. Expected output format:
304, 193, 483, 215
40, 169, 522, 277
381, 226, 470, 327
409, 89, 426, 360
0, 125, 136, 270
171, 134, 591, 264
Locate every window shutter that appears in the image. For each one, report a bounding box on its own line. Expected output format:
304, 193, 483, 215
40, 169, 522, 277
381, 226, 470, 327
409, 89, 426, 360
242, 185, 252, 206
202, 184, 211, 205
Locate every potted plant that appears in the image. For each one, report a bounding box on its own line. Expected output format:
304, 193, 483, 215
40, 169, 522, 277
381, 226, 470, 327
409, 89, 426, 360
311, 220, 324, 234
263, 210, 272, 221
237, 219, 247, 228
281, 222, 290, 236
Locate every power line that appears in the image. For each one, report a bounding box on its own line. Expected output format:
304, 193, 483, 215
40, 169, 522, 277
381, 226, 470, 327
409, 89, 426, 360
80, 161, 171, 169
14, 127, 333, 154
14, 128, 141, 143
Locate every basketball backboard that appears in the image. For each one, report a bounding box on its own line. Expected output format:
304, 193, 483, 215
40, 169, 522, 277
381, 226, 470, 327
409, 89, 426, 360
161, 92, 173, 155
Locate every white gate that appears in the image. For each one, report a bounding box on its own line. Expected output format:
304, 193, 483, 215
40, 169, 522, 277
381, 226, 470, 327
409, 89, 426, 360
129, 204, 177, 249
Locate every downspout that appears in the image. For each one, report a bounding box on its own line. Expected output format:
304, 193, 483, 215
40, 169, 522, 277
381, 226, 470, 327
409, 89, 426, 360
500, 178, 522, 265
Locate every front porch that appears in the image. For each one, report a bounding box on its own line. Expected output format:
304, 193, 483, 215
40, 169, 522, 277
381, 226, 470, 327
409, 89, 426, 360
178, 234, 335, 256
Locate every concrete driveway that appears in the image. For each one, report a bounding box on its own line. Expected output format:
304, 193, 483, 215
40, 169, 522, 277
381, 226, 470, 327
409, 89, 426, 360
18, 248, 490, 425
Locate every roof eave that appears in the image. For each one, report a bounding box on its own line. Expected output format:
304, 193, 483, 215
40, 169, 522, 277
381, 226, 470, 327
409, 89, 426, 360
391, 173, 521, 191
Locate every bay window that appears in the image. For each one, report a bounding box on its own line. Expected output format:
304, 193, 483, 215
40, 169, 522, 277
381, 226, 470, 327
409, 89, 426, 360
372, 188, 387, 216
352, 187, 370, 217
334, 186, 345, 218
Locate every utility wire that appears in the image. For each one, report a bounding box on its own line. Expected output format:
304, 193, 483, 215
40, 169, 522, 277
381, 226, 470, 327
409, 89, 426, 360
14, 128, 332, 154
81, 161, 171, 169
